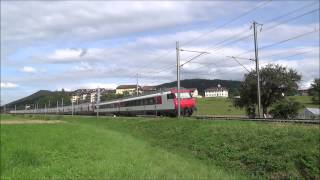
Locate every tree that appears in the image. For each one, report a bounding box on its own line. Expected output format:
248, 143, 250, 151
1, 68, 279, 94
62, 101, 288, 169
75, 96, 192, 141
234, 64, 301, 117
269, 99, 301, 119
100, 93, 124, 101
308, 78, 320, 104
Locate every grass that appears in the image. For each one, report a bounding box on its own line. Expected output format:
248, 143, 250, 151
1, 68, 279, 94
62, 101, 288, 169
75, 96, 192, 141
290, 96, 319, 108
194, 96, 318, 116
0, 114, 243, 179
194, 97, 245, 116
1, 114, 319, 179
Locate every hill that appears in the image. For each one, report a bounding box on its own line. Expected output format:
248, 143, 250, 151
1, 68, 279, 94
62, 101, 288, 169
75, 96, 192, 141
3, 90, 72, 110
157, 79, 241, 96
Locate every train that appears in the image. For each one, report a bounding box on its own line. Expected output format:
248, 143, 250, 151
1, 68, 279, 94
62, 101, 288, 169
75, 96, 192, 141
10, 89, 197, 117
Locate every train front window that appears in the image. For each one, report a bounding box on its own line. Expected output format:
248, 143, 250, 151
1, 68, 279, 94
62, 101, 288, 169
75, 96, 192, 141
175, 92, 191, 99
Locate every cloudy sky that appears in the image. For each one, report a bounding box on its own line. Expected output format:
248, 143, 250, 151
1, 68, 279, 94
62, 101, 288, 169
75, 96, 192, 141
1, 0, 319, 104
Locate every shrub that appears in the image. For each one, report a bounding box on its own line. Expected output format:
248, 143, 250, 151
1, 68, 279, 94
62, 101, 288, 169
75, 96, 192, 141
270, 99, 301, 119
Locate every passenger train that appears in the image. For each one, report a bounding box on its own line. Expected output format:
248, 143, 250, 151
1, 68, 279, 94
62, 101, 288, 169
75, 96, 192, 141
10, 89, 196, 117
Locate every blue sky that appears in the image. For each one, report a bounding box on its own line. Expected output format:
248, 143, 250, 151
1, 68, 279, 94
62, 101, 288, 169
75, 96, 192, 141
1, 1, 319, 105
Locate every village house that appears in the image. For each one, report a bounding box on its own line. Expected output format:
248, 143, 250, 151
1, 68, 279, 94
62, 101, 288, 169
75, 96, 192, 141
189, 88, 202, 98
71, 95, 80, 103
141, 86, 157, 94
204, 84, 228, 98
116, 85, 141, 95
298, 89, 309, 96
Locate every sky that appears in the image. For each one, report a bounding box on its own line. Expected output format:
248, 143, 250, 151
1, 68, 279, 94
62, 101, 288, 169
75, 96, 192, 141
1, 0, 319, 105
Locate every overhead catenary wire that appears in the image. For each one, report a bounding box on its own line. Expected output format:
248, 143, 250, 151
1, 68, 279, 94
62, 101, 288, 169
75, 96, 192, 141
181, 0, 272, 46
129, 0, 272, 78
127, 1, 318, 85
176, 4, 319, 79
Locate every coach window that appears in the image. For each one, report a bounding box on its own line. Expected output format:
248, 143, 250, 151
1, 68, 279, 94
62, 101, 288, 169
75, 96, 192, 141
167, 93, 174, 99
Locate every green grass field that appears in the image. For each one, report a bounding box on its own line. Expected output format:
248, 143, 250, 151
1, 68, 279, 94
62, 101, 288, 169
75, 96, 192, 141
194, 96, 318, 116
194, 97, 245, 116
1, 114, 319, 179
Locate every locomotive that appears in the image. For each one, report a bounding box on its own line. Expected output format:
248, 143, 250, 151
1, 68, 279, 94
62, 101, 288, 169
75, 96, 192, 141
10, 89, 196, 117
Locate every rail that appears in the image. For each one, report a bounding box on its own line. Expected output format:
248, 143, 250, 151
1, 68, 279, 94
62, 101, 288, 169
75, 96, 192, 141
192, 115, 320, 124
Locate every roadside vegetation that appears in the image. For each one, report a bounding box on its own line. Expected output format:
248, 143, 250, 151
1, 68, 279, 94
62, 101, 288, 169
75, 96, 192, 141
1, 114, 319, 179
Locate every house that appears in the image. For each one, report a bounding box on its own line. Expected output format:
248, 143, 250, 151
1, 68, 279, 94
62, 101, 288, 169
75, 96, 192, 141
204, 84, 228, 98
116, 85, 141, 95
90, 92, 96, 102
298, 89, 309, 96
189, 88, 202, 98
71, 95, 80, 103
141, 86, 157, 94
303, 108, 320, 119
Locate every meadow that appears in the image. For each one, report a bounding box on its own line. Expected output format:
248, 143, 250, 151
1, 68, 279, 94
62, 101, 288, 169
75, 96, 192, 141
1, 114, 319, 179
194, 96, 317, 115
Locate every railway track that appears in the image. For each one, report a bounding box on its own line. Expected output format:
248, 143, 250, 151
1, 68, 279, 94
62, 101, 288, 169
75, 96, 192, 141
193, 115, 320, 124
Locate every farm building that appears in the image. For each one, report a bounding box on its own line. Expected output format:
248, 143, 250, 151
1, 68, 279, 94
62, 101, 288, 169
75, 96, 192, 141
303, 108, 320, 119
204, 84, 228, 98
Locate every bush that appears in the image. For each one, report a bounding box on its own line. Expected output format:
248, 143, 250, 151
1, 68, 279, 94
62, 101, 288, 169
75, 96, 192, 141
270, 99, 302, 119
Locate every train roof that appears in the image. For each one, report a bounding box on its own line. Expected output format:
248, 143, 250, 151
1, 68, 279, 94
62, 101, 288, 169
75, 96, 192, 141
97, 89, 192, 106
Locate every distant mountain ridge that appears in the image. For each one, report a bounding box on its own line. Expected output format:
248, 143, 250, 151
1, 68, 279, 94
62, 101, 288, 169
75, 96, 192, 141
3, 90, 72, 110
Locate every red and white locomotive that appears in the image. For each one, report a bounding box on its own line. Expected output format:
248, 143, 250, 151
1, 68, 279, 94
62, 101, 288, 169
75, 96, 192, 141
97, 89, 196, 116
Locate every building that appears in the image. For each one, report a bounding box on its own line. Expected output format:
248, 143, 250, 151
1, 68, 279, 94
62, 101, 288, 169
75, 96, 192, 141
189, 88, 202, 98
204, 84, 228, 98
71, 95, 80, 103
303, 108, 320, 119
116, 85, 141, 95
141, 86, 157, 94
298, 89, 309, 96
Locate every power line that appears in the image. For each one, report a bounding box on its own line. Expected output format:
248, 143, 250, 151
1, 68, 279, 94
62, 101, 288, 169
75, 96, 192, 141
263, 8, 319, 32
234, 28, 319, 57
260, 48, 315, 59
260, 28, 319, 50
181, 0, 272, 46
131, 0, 272, 77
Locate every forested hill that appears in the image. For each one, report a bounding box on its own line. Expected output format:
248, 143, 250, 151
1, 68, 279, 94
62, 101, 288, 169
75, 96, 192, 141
3, 90, 72, 110
157, 79, 241, 95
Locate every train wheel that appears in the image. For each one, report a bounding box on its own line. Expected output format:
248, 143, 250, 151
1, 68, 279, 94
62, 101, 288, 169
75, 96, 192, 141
184, 109, 192, 117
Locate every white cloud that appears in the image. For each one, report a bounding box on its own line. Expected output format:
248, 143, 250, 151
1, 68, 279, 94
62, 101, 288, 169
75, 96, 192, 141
1, 82, 19, 88
20, 66, 36, 73
47, 48, 87, 61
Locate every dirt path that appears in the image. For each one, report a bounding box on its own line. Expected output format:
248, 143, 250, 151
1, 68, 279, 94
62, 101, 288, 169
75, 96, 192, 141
0, 120, 65, 125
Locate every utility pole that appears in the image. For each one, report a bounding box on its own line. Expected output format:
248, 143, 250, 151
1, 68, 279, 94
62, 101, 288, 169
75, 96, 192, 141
136, 73, 139, 96
72, 101, 74, 116
45, 104, 47, 116
48, 100, 51, 108
96, 88, 100, 117
176, 41, 181, 118
253, 21, 262, 118
15, 105, 16, 115
56, 101, 59, 114
61, 98, 64, 114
